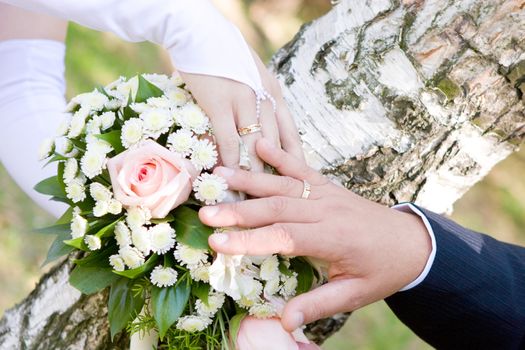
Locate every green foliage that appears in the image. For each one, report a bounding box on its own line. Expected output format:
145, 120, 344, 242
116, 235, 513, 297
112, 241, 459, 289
69, 265, 120, 294
108, 277, 145, 339
191, 281, 210, 305
114, 253, 159, 279
290, 257, 314, 295
135, 75, 164, 103
152, 276, 191, 339
227, 312, 247, 349
96, 130, 125, 153
43, 231, 75, 266
34, 176, 66, 199
172, 206, 213, 250
73, 243, 118, 267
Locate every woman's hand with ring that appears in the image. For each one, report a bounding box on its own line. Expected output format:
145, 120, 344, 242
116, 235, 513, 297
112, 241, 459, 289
199, 138, 432, 332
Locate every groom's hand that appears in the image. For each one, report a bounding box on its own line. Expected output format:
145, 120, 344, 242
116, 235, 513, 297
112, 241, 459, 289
199, 138, 431, 332
180, 50, 304, 173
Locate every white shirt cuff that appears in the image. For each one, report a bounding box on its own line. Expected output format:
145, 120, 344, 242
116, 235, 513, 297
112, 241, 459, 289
393, 203, 437, 291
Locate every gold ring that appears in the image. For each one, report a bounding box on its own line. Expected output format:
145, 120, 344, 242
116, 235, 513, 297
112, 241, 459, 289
301, 180, 311, 199
238, 123, 262, 136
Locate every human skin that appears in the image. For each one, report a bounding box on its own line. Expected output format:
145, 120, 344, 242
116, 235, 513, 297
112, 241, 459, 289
200, 138, 431, 332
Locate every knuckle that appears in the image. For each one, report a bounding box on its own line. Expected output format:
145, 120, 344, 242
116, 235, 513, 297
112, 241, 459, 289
267, 196, 288, 217
236, 231, 252, 254
270, 223, 294, 254
278, 176, 297, 195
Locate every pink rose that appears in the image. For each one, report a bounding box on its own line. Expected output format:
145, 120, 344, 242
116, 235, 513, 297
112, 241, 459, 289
236, 317, 320, 350
107, 140, 198, 218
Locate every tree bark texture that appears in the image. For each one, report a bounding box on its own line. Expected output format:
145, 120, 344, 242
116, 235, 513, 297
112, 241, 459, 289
1, 0, 524, 348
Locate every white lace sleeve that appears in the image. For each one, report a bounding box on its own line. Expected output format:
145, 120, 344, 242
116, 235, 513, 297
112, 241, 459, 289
1, 0, 264, 93
0, 40, 68, 218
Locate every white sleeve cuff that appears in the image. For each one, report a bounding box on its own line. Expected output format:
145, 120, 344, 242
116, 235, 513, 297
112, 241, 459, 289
393, 203, 437, 291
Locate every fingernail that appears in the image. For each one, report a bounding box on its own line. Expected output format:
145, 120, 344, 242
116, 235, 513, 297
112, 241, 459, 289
215, 166, 234, 178
289, 312, 304, 329
210, 233, 229, 245
201, 206, 219, 218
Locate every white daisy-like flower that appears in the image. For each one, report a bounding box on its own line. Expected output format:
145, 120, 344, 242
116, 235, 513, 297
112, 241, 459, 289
170, 73, 184, 87
238, 278, 263, 308
176, 315, 211, 333
141, 108, 173, 138
149, 223, 176, 254
114, 221, 132, 247
85, 116, 101, 135
166, 129, 195, 156
130, 102, 149, 114
116, 76, 139, 103
70, 214, 88, 239
126, 206, 151, 230
193, 173, 227, 205
150, 265, 178, 287
86, 135, 113, 154
121, 118, 144, 148
73, 206, 81, 216
174, 244, 209, 268
260, 256, 280, 281
131, 226, 151, 255
104, 99, 122, 110
65, 176, 87, 203
280, 273, 298, 298
38, 138, 55, 160
147, 96, 173, 109
195, 292, 225, 317
55, 137, 75, 156
63, 158, 78, 184
108, 199, 123, 215
142, 73, 171, 91
109, 254, 126, 272
67, 108, 89, 138
119, 246, 145, 269
249, 303, 278, 319
99, 111, 116, 130
177, 103, 210, 134
189, 263, 211, 283
165, 87, 189, 107
80, 150, 107, 179
56, 116, 72, 136
93, 200, 110, 217
89, 182, 112, 202
190, 139, 218, 170
74, 90, 109, 112
84, 235, 102, 251
105, 76, 126, 91
264, 278, 281, 297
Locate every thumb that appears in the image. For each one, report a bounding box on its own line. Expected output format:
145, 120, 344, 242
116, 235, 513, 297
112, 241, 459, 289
281, 278, 367, 332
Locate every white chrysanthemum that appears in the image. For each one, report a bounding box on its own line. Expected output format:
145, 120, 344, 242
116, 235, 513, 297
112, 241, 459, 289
70, 214, 88, 239
109, 254, 126, 272
86, 134, 113, 154
238, 278, 263, 307
170, 73, 184, 87
150, 266, 178, 287
260, 256, 280, 281
55, 137, 75, 156
195, 292, 225, 317
264, 278, 281, 297
132, 226, 151, 255
93, 200, 109, 217
121, 118, 144, 148
108, 199, 123, 215
166, 129, 195, 156
190, 263, 210, 282
165, 87, 189, 106
114, 221, 132, 247
56, 116, 72, 136
280, 273, 298, 298
86, 116, 101, 135
147, 96, 173, 109
191, 139, 218, 170
149, 223, 176, 254
38, 138, 55, 160
174, 244, 208, 268
249, 303, 278, 319
119, 246, 145, 269
105, 76, 125, 91
176, 315, 211, 333
67, 108, 89, 138
178, 103, 209, 134
116, 76, 139, 102
89, 182, 112, 202
80, 150, 107, 179
126, 206, 151, 229
141, 108, 172, 138
73, 206, 81, 216
193, 173, 227, 205
63, 158, 78, 184
84, 235, 102, 251
65, 176, 87, 203
74, 90, 109, 111
143, 73, 171, 90
105, 99, 122, 110
130, 102, 149, 114
99, 111, 116, 130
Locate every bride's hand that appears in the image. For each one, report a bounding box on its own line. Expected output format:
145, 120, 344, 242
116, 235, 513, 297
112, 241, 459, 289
180, 51, 304, 173
199, 138, 431, 332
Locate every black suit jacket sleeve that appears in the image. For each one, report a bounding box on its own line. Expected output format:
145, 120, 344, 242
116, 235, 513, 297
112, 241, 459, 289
385, 206, 525, 350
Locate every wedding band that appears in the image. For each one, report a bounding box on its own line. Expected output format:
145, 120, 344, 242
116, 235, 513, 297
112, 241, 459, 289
238, 123, 262, 136
301, 180, 311, 199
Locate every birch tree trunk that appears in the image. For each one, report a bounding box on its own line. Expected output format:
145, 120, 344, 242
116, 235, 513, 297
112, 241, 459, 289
1, 0, 524, 348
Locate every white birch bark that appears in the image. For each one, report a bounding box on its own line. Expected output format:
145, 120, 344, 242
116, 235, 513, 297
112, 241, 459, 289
1, 0, 524, 347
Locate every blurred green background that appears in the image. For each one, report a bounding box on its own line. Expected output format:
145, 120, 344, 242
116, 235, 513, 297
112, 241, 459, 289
1, 1, 524, 349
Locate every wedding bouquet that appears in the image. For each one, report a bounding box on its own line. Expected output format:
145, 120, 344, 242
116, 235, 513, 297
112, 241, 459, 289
36, 73, 317, 349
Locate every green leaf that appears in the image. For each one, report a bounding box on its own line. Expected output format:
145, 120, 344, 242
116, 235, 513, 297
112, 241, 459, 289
121, 104, 138, 121
113, 254, 159, 279
73, 243, 118, 267
44, 154, 68, 166
96, 130, 124, 153
279, 260, 294, 277
55, 207, 74, 225
42, 230, 75, 266
34, 176, 66, 198
192, 282, 210, 304
150, 213, 174, 224
135, 75, 164, 103
290, 258, 314, 295
108, 278, 145, 340
228, 312, 247, 348
35, 223, 71, 235
63, 237, 89, 251
69, 265, 120, 295
95, 219, 121, 238
151, 279, 190, 339
172, 206, 213, 250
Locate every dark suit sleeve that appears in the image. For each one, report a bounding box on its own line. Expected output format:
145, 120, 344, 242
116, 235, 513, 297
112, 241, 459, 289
385, 206, 525, 350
